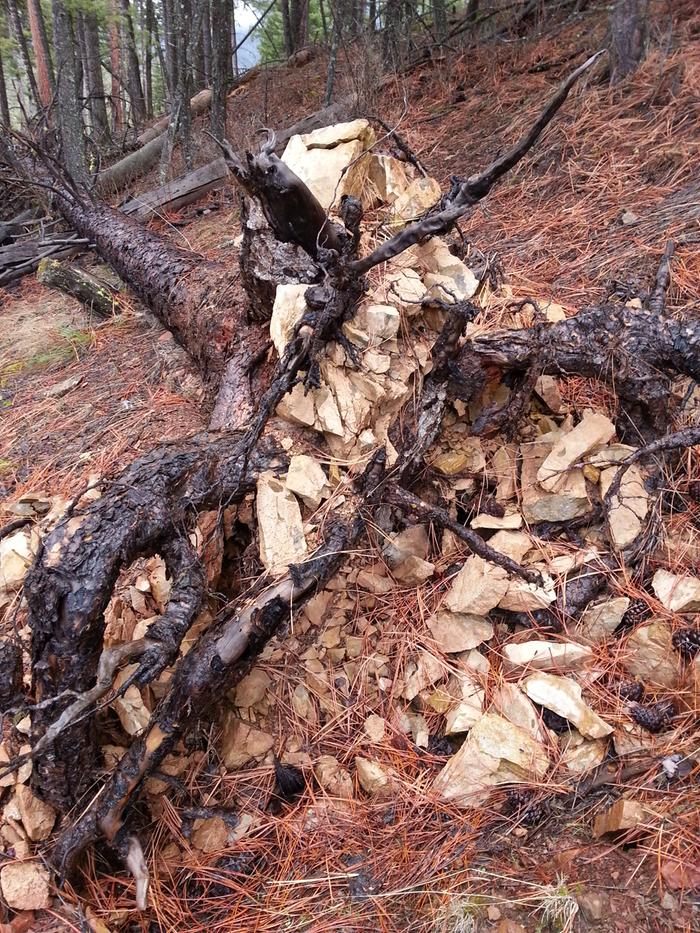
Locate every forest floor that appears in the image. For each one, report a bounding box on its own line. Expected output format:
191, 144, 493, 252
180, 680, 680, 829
1, 2, 700, 931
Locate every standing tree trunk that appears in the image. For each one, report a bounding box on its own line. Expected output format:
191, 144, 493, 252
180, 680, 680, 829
432, 0, 447, 40
609, 0, 649, 83
121, 0, 147, 124
289, 0, 309, 51
201, 0, 212, 85
27, 0, 56, 108
280, 0, 293, 56
382, 0, 402, 69
109, 0, 125, 134
51, 0, 88, 184
144, 0, 154, 115
82, 11, 111, 145
210, 0, 227, 138
0, 46, 10, 127
162, 0, 177, 101
5, 0, 42, 113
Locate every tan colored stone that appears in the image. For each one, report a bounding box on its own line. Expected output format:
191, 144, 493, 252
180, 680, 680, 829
492, 445, 519, 501
256, 472, 307, 573
434, 713, 549, 807
355, 757, 392, 796
385, 268, 427, 314
503, 640, 592, 672
392, 555, 435, 585
383, 525, 430, 565
593, 799, 648, 837
367, 153, 411, 205
622, 622, 680, 688
487, 530, 532, 563
538, 413, 616, 492
285, 454, 330, 510
521, 438, 591, 523
470, 509, 522, 530
270, 283, 308, 357
652, 569, 700, 612
234, 669, 271, 708
192, 816, 231, 852
355, 303, 400, 341
412, 237, 478, 302
523, 672, 612, 739
600, 464, 649, 549
402, 650, 444, 701
444, 671, 484, 734
444, 555, 509, 615
560, 733, 607, 772
579, 597, 630, 643
534, 375, 564, 413
281, 120, 375, 210
0, 528, 40, 593
15, 784, 55, 841
492, 682, 547, 742
363, 714, 386, 743
428, 611, 494, 653
221, 716, 274, 770
0, 862, 51, 910
499, 576, 556, 613
314, 755, 354, 798
276, 381, 316, 427
390, 175, 442, 224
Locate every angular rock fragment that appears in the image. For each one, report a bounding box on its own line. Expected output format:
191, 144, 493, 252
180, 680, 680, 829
234, 669, 272, 708
502, 640, 592, 673
499, 576, 556, 613
600, 464, 649, 549
281, 119, 375, 210
444, 555, 509, 616
354, 302, 400, 341
355, 757, 392, 796
285, 454, 331, 510
270, 283, 308, 357
0, 861, 51, 910
559, 732, 607, 772
314, 755, 354, 798
256, 472, 308, 573
622, 622, 681, 688
538, 413, 616, 492
652, 569, 700, 613
434, 713, 549, 807
428, 611, 494, 653
579, 597, 630, 643
363, 714, 386, 744
523, 673, 612, 739
492, 444, 519, 501
15, 784, 55, 841
593, 799, 648, 837
521, 438, 591, 523
0, 528, 41, 593
221, 716, 275, 769
366, 153, 411, 205
390, 175, 442, 224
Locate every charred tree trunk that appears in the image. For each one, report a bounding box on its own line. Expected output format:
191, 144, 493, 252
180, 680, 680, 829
12, 53, 694, 906
609, 0, 649, 83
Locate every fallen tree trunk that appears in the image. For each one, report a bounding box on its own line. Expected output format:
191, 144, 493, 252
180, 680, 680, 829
10, 52, 695, 909
120, 157, 229, 220
0, 232, 89, 286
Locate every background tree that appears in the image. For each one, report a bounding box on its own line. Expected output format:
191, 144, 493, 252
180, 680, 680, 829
51, 0, 87, 182
26, 0, 55, 108
609, 0, 649, 83
4, 0, 41, 113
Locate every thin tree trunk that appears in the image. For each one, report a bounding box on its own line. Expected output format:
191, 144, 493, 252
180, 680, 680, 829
201, 0, 212, 84
5, 0, 42, 113
109, 0, 125, 133
432, 0, 447, 40
210, 0, 227, 137
145, 0, 154, 114
121, 0, 147, 124
280, 0, 293, 56
230, 1, 237, 77
162, 0, 177, 101
27, 0, 56, 108
82, 11, 111, 145
609, 0, 649, 83
51, 0, 88, 184
0, 47, 10, 127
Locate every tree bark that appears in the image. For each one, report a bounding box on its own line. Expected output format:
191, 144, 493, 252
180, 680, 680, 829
144, 0, 154, 116
609, 0, 649, 83
5, 0, 42, 114
121, 0, 147, 124
0, 46, 11, 127
210, 0, 228, 138
36, 258, 122, 317
109, 0, 125, 133
51, 0, 88, 185
82, 11, 112, 145
201, 0, 212, 85
27, 0, 56, 108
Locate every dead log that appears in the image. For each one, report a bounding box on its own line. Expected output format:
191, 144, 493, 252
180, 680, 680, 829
0, 232, 89, 286
5, 54, 643, 901
119, 157, 229, 220
36, 258, 122, 317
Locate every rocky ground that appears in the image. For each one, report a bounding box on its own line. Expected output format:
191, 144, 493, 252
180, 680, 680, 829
1, 3, 700, 931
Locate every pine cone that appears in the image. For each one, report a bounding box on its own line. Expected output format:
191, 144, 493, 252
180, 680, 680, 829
631, 699, 674, 733
479, 495, 505, 518
618, 680, 644, 702
615, 598, 651, 635
428, 734, 453, 757
505, 789, 550, 826
688, 479, 700, 502
672, 627, 700, 659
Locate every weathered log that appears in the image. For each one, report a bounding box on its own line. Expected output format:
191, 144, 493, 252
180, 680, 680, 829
36, 258, 122, 317
0, 207, 41, 245
120, 157, 229, 220
0, 233, 89, 286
